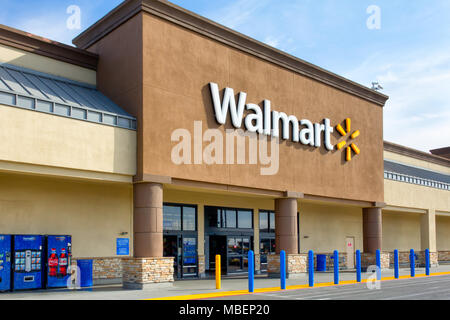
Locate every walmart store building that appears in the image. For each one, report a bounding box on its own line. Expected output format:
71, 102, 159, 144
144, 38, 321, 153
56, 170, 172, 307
0, 0, 449, 288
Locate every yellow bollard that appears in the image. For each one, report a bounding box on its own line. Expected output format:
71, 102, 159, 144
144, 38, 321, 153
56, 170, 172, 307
215, 255, 221, 289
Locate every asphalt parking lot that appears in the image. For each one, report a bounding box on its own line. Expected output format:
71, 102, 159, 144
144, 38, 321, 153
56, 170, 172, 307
209, 274, 450, 300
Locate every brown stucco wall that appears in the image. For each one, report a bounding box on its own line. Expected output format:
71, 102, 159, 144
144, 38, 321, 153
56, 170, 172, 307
140, 13, 384, 202
88, 11, 384, 203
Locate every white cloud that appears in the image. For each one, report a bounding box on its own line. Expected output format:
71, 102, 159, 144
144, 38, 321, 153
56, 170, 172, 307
345, 48, 450, 152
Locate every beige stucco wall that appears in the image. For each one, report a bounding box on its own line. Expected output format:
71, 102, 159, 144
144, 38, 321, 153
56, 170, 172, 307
299, 202, 363, 253
0, 105, 136, 180
0, 44, 96, 86
382, 211, 422, 251
384, 150, 450, 175
384, 180, 450, 212
0, 172, 133, 258
437, 215, 450, 251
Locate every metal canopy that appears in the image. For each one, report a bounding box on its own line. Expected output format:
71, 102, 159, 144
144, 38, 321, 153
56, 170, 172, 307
384, 160, 450, 184
0, 63, 136, 130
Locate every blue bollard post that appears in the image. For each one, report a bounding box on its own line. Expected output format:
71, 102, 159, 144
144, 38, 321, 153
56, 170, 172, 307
248, 250, 254, 293
356, 250, 361, 283
425, 249, 430, 276
280, 250, 286, 290
410, 249, 415, 277
333, 250, 339, 285
394, 249, 399, 279
308, 250, 314, 287
376, 249, 381, 281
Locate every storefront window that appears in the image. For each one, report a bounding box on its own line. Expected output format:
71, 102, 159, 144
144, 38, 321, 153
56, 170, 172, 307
206, 206, 254, 230
259, 210, 275, 233
269, 212, 275, 232
163, 205, 181, 231
183, 207, 196, 231
225, 210, 236, 228
238, 210, 252, 228
259, 211, 268, 230
163, 205, 196, 231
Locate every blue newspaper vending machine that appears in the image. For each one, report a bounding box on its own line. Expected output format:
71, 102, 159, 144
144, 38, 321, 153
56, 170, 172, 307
0, 235, 12, 292
46, 235, 72, 288
12, 235, 44, 291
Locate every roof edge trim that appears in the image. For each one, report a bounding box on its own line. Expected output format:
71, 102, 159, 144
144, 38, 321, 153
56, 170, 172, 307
0, 24, 98, 70
384, 141, 450, 168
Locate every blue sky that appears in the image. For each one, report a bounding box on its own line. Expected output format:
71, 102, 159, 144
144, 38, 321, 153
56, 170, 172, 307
1, 0, 449, 152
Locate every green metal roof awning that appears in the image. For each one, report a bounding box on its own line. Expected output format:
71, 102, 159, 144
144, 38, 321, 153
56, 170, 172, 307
0, 63, 136, 130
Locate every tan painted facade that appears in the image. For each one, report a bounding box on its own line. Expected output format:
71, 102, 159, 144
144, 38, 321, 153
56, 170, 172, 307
0, 104, 137, 182
437, 215, 450, 251
382, 211, 422, 251
383, 154, 450, 253
0, 44, 96, 86
299, 202, 363, 253
0, 172, 133, 258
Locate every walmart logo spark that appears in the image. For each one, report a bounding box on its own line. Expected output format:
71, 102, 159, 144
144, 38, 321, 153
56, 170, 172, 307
335, 118, 360, 162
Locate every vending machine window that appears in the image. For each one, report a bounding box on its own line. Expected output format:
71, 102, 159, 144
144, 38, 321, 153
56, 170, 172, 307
0, 235, 12, 292
12, 235, 44, 291
45, 235, 72, 288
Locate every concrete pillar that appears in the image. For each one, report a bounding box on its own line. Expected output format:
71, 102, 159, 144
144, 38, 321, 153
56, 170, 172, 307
275, 198, 298, 254
133, 182, 163, 257
421, 208, 437, 252
363, 207, 382, 254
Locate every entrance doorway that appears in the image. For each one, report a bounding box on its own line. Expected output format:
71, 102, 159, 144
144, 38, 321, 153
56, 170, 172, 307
209, 235, 227, 275
346, 237, 355, 269
163, 235, 198, 279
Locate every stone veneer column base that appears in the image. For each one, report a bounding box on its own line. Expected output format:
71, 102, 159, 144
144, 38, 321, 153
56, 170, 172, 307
122, 257, 174, 290
255, 254, 261, 275
267, 254, 307, 279
361, 252, 390, 270
438, 251, 450, 264
198, 255, 206, 278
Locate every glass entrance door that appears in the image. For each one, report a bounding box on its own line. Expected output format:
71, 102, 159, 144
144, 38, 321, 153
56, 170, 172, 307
163, 235, 180, 279
227, 236, 251, 273
260, 238, 276, 272
164, 235, 198, 279
182, 237, 197, 277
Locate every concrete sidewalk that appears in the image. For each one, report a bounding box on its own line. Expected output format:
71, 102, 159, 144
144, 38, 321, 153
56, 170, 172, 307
1, 265, 450, 300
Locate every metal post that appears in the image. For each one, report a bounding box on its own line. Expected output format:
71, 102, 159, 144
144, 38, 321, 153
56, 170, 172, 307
410, 249, 415, 277
248, 250, 254, 293
394, 249, 399, 279
280, 250, 286, 290
425, 249, 430, 276
308, 250, 314, 287
333, 250, 339, 285
376, 249, 381, 281
215, 255, 221, 289
356, 250, 361, 283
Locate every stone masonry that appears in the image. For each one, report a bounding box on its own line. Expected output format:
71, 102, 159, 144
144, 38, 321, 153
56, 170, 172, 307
267, 254, 307, 278
361, 252, 390, 270
122, 257, 174, 289
198, 255, 205, 277
387, 251, 439, 267
438, 251, 450, 264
